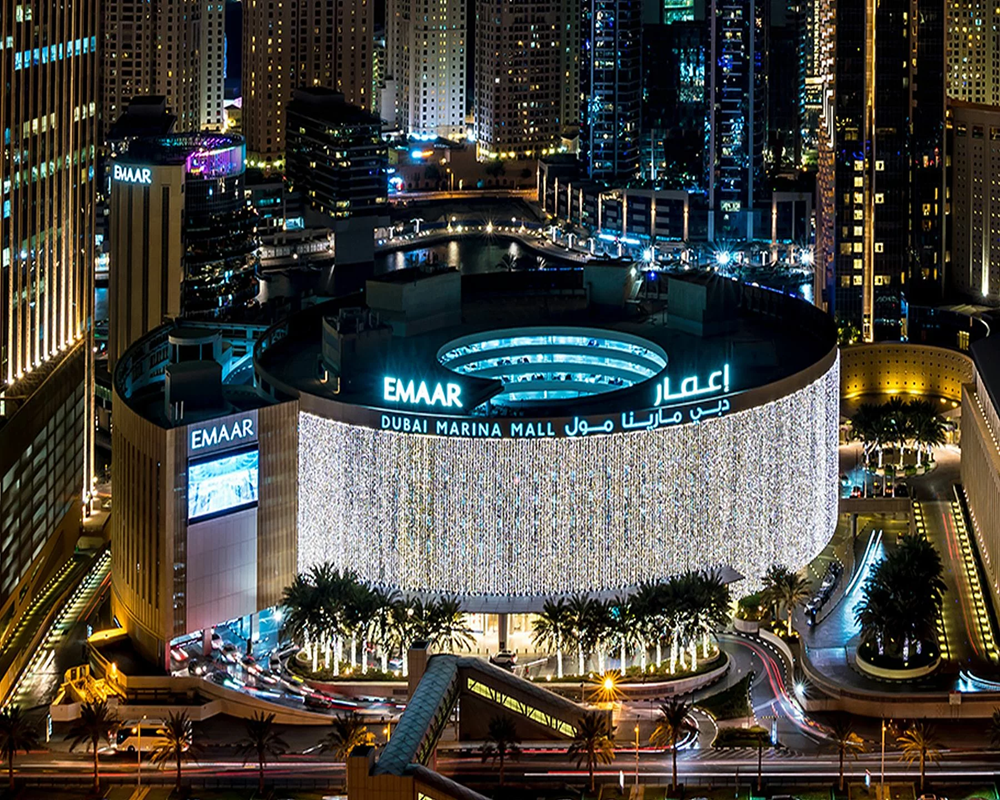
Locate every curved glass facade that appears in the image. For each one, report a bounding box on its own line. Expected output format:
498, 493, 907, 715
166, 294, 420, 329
438, 328, 668, 404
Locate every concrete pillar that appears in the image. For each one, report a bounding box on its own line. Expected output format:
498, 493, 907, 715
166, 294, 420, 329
202, 627, 213, 658
407, 641, 431, 699
498, 613, 509, 651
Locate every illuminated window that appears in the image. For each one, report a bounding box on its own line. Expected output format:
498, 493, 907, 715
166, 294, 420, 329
853, 275, 864, 285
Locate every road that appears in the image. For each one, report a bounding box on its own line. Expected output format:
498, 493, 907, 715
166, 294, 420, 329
9, 744, 1000, 789
6, 550, 111, 709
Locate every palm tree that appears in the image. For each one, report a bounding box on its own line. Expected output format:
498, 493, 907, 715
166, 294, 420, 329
281, 572, 324, 669
849, 403, 884, 468
584, 600, 614, 673
857, 535, 946, 661
688, 570, 731, 657
567, 711, 616, 793
67, 700, 119, 792
149, 711, 200, 793
898, 721, 941, 792
369, 586, 401, 673
479, 714, 522, 785
236, 711, 289, 795
909, 401, 945, 467
989, 707, 1000, 749
0, 705, 40, 790
883, 395, 911, 466
827, 715, 864, 791
321, 713, 369, 761
428, 596, 476, 653
631, 580, 665, 670
610, 595, 637, 671
567, 593, 595, 675
532, 598, 575, 678
760, 564, 790, 623
777, 571, 811, 636
649, 698, 696, 791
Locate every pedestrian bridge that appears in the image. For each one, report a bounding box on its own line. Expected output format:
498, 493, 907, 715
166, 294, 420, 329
347, 647, 603, 800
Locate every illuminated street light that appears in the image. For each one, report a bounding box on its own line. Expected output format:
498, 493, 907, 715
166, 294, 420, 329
590, 670, 623, 704
716, 251, 732, 267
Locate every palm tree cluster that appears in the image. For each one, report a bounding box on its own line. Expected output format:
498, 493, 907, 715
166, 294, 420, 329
760, 564, 812, 636
531, 570, 731, 678
855, 534, 946, 662
849, 398, 946, 470
281, 563, 474, 677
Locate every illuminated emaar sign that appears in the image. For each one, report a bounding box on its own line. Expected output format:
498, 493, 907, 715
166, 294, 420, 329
654, 364, 730, 407
383, 376, 462, 409
113, 163, 153, 185
190, 417, 255, 450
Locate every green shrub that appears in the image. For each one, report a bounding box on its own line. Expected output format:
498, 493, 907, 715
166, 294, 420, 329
713, 725, 770, 748
737, 592, 765, 621
697, 673, 753, 721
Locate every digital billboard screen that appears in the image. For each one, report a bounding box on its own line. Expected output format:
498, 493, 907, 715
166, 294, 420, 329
188, 448, 259, 522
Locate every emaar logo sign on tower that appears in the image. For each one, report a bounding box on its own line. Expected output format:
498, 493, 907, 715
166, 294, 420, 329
189, 416, 256, 451
383, 376, 462, 408
113, 163, 153, 185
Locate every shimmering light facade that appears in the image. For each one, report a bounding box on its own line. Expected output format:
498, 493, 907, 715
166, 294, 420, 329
297, 355, 840, 603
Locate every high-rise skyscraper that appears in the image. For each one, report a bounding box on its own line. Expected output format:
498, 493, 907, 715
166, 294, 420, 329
580, 0, 642, 181
104, 0, 226, 133
948, 101, 1000, 303
947, 0, 1000, 105
706, 0, 769, 239
822, 0, 944, 340
108, 134, 259, 367
287, 89, 389, 219
385, 0, 466, 137
243, 0, 373, 165
0, 2, 98, 643
474, 0, 579, 160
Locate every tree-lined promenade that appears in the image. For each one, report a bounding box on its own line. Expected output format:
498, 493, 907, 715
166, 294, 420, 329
280, 565, 732, 680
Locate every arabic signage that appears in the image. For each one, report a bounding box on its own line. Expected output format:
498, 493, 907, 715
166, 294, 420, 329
377, 397, 733, 439
654, 364, 729, 407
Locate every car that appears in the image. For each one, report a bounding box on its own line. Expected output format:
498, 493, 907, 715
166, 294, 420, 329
490, 651, 517, 670
241, 654, 256, 666
305, 693, 335, 710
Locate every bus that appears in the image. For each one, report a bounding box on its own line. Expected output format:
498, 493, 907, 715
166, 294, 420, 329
113, 721, 168, 754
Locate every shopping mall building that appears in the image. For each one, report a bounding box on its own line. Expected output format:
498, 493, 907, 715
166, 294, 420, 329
112, 265, 840, 668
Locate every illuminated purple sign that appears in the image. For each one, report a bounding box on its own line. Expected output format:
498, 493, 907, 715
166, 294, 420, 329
185, 139, 245, 179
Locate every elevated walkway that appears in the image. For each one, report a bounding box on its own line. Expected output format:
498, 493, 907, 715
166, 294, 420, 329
349, 648, 603, 799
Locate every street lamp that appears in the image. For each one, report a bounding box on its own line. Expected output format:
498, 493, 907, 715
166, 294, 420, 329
137, 714, 147, 788
634, 725, 640, 785
880, 719, 886, 800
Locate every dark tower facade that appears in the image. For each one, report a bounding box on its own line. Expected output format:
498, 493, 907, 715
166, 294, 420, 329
827, 0, 944, 340
581, 0, 642, 181
706, 0, 769, 240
